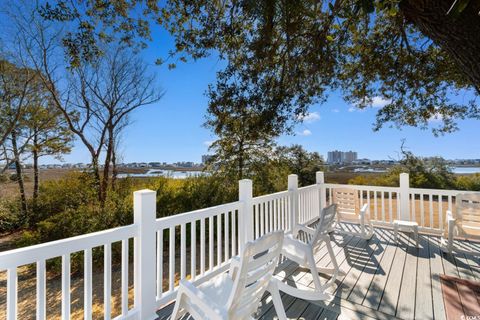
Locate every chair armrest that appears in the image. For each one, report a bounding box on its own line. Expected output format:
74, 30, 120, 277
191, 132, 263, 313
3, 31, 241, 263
228, 256, 241, 280
293, 224, 316, 236
177, 279, 220, 317
446, 210, 456, 223
359, 203, 369, 223
360, 203, 369, 217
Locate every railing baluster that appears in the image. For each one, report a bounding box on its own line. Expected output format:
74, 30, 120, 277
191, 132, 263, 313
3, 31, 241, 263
104, 244, 112, 320
169, 227, 175, 292
62, 254, 71, 320
200, 218, 205, 275
420, 194, 425, 227
397, 192, 401, 220
260, 203, 264, 236
274, 198, 278, 231
388, 192, 393, 222
232, 210, 237, 257
438, 195, 443, 230
448, 195, 452, 213
269, 200, 273, 232
225, 211, 229, 261
429, 194, 434, 228
191, 220, 196, 280
367, 191, 371, 218
209, 216, 214, 270
36, 260, 46, 320
7, 268, 17, 320
254, 204, 259, 239
381, 191, 385, 222
156, 230, 163, 297
121, 239, 129, 316
180, 224, 186, 280
374, 191, 378, 220
84, 248, 92, 320
217, 214, 222, 265
411, 193, 416, 222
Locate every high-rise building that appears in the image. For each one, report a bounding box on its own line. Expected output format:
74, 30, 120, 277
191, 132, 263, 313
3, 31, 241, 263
327, 150, 343, 164
343, 151, 358, 163
327, 150, 358, 164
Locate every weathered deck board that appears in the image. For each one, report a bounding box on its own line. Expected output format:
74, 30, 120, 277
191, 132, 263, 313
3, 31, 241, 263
155, 226, 479, 320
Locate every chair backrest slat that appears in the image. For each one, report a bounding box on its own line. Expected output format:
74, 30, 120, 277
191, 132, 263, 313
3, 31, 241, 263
310, 204, 337, 247
333, 188, 359, 216
456, 194, 480, 232
226, 231, 283, 319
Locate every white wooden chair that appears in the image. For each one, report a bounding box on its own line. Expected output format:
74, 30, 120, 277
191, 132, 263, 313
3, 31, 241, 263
442, 193, 480, 255
332, 188, 374, 240
171, 231, 287, 320
277, 204, 344, 301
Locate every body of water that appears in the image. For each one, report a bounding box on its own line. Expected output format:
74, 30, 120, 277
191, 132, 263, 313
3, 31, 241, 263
117, 169, 206, 179
451, 166, 480, 174
353, 166, 480, 174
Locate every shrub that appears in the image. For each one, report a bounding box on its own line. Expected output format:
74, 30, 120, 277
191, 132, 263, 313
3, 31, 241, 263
0, 199, 21, 232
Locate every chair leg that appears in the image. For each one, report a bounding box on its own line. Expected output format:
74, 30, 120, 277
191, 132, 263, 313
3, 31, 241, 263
171, 291, 185, 320
268, 281, 287, 320
307, 251, 323, 292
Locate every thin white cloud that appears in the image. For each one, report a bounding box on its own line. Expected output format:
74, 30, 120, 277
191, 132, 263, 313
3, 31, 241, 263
428, 113, 443, 123
371, 96, 392, 108
331, 108, 340, 113
298, 111, 321, 123
350, 96, 392, 111
298, 129, 312, 136
203, 140, 214, 147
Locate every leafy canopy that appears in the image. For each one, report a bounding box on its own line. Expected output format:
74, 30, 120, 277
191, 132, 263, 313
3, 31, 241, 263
38, 0, 480, 135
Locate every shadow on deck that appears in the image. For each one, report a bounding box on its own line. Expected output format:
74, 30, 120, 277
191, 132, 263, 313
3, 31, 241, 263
155, 224, 480, 320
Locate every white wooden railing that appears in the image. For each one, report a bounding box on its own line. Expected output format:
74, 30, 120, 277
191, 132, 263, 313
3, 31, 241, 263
1, 172, 479, 319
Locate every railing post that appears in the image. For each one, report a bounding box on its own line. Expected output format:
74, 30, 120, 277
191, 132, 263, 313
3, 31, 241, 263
239, 179, 253, 252
316, 171, 326, 210
288, 174, 299, 228
399, 173, 410, 221
133, 189, 157, 320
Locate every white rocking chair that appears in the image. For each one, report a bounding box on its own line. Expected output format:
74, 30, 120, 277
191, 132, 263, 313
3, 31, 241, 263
171, 231, 287, 320
332, 188, 374, 240
277, 204, 344, 301
441, 193, 480, 255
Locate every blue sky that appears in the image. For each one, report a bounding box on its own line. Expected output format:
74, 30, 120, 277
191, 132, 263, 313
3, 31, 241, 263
47, 26, 480, 164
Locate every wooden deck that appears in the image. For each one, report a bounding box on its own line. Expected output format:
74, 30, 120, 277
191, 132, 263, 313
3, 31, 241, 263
156, 225, 480, 320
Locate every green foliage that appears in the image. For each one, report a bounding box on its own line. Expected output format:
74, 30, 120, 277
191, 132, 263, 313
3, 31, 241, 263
273, 145, 325, 186
0, 199, 21, 232
154, 0, 479, 136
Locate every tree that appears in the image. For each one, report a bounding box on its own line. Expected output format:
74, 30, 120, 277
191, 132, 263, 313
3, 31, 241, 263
0, 60, 36, 169
36, 0, 480, 135
204, 79, 279, 181
26, 102, 73, 202
8, 4, 162, 203
274, 145, 325, 186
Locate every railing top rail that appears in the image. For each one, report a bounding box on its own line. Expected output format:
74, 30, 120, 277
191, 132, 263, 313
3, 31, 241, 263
0, 224, 137, 270
409, 188, 480, 196
155, 201, 242, 230
323, 183, 399, 192
298, 184, 318, 191
252, 190, 289, 203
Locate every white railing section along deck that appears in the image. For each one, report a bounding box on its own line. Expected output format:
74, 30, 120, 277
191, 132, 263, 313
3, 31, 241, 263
1, 172, 480, 319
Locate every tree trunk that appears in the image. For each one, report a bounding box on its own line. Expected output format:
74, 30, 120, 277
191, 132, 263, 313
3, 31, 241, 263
91, 155, 103, 203
111, 144, 118, 191
32, 133, 39, 203
400, 0, 480, 93
11, 131, 28, 224
101, 133, 114, 204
